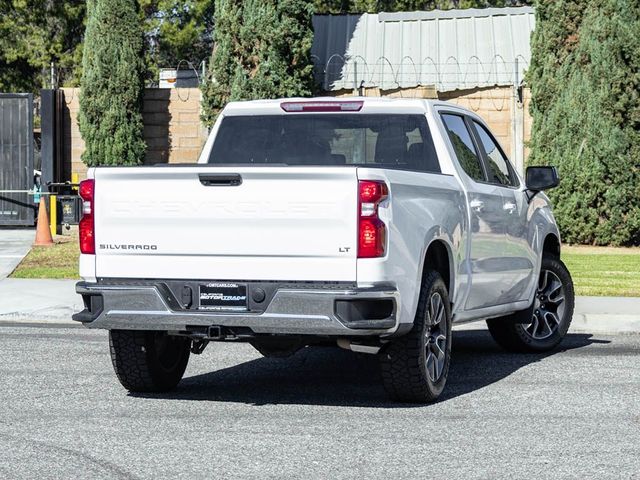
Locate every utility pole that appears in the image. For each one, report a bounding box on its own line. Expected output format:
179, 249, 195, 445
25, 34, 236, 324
50, 61, 56, 90
511, 58, 525, 175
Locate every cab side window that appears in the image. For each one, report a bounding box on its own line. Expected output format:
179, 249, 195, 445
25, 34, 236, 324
472, 121, 518, 187
441, 114, 486, 182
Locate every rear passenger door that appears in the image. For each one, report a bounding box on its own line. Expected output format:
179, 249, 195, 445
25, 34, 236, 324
469, 119, 536, 303
440, 113, 508, 310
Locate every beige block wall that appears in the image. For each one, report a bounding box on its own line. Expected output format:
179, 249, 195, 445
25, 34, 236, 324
60, 88, 85, 182
334, 85, 438, 99
61, 85, 532, 180
61, 88, 208, 180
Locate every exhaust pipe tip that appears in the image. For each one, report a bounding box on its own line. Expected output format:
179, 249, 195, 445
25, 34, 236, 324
336, 338, 381, 355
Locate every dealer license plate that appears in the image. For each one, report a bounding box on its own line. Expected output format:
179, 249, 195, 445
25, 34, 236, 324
198, 282, 248, 311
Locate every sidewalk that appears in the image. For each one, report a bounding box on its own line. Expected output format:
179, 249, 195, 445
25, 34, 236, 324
0, 229, 35, 279
571, 296, 640, 334
0, 229, 83, 325
0, 278, 83, 324
0, 276, 638, 334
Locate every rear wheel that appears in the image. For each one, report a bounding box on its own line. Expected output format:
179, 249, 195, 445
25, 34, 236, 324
380, 271, 452, 403
487, 256, 574, 352
109, 330, 191, 392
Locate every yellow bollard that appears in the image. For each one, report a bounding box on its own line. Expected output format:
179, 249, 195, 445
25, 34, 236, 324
49, 194, 57, 238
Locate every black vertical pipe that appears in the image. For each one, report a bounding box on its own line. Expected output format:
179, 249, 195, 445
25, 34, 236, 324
40, 89, 56, 193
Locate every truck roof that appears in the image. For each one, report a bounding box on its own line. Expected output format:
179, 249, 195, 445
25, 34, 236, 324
222, 96, 462, 116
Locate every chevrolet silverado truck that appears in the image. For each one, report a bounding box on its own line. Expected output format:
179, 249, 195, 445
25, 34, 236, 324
73, 97, 574, 403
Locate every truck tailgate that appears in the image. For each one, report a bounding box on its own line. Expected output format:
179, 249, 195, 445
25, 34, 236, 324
93, 166, 358, 281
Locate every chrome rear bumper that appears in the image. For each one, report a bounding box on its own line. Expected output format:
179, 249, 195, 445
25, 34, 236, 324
73, 281, 400, 337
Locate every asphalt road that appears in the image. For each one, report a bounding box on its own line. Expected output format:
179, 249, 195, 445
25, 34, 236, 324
1, 325, 638, 480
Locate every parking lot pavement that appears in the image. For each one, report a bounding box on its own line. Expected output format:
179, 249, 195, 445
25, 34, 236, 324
0, 229, 34, 279
1, 325, 639, 480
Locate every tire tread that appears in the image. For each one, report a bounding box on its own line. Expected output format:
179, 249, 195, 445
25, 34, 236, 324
380, 271, 451, 403
109, 330, 189, 392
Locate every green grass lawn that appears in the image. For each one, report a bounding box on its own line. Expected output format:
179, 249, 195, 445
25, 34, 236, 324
9, 235, 640, 297
562, 245, 640, 297
11, 234, 80, 279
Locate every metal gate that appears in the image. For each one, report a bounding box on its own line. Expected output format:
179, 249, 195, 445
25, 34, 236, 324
0, 93, 34, 226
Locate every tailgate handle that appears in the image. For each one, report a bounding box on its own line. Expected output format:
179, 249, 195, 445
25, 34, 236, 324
199, 174, 242, 186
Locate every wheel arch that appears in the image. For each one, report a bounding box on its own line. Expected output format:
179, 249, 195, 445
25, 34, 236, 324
543, 233, 561, 258
421, 239, 453, 297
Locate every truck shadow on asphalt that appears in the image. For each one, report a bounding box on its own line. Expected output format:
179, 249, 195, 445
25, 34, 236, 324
134, 330, 608, 407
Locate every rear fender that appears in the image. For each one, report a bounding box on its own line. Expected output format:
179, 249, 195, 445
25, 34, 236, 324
527, 195, 561, 305
417, 228, 457, 309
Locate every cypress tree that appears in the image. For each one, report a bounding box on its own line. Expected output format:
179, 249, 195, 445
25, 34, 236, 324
79, 0, 146, 166
202, 0, 315, 125
528, 0, 587, 122
528, 0, 640, 245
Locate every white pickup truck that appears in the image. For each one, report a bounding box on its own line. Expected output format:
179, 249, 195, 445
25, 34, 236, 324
74, 97, 574, 403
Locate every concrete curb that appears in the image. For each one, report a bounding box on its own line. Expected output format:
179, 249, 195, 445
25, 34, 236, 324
570, 296, 640, 335
6, 316, 639, 335
453, 315, 640, 336
0, 309, 81, 325
568, 314, 640, 335
450, 296, 640, 336
5, 318, 638, 335
453, 322, 640, 336
0, 283, 639, 335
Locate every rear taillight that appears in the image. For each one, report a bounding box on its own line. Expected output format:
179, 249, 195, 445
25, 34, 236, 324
358, 180, 388, 258
79, 179, 95, 254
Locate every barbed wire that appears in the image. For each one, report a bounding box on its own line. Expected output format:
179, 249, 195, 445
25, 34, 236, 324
50, 54, 529, 112
312, 53, 528, 91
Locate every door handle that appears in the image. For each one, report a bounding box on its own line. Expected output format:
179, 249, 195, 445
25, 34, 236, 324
503, 202, 517, 214
470, 200, 485, 213
198, 174, 242, 186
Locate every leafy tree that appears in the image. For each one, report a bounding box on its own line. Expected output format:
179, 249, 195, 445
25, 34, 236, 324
202, 0, 316, 125
0, 1, 85, 92
79, 0, 146, 166
0, 0, 215, 92
528, 0, 640, 245
140, 0, 215, 82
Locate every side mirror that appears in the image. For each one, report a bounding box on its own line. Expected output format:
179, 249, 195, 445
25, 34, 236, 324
526, 166, 559, 192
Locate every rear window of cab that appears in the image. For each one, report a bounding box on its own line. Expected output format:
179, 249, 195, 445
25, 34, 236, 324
209, 114, 441, 174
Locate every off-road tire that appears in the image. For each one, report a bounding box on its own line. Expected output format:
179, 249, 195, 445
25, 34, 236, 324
487, 256, 575, 353
380, 271, 452, 403
109, 330, 191, 392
